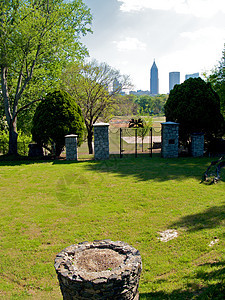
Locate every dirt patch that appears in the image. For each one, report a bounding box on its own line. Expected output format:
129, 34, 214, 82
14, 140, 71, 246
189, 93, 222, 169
73, 248, 125, 272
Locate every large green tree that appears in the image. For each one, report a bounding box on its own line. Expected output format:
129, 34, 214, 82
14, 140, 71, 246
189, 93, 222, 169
164, 77, 225, 146
206, 45, 225, 117
61, 60, 132, 154
32, 90, 85, 156
0, 0, 92, 155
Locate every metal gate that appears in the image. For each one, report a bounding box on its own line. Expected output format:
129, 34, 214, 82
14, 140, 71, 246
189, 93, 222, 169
119, 127, 153, 158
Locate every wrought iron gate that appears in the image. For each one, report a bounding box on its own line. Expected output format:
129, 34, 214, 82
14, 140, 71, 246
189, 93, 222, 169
119, 127, 153, 158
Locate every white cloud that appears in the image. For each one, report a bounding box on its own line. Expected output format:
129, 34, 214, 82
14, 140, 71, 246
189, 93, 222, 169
180, 27, 225, 42
118, 0, 225, 18
113, 37, 147, 51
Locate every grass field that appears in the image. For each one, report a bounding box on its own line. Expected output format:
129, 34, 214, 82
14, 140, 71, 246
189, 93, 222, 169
0, 155, 224, 299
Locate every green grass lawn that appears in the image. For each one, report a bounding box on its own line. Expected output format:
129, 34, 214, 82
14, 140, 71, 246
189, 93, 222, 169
0, 155, 224, 299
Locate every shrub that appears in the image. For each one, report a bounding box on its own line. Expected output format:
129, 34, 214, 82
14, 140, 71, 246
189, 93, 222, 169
164, 78, 225, 146
32, 90, 85, 156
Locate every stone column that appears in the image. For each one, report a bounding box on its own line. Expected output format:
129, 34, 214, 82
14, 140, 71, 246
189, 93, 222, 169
65, 134, 78, 161
191, 133, 204, 157
161, 122, 179, 158
94, 123, 109, 160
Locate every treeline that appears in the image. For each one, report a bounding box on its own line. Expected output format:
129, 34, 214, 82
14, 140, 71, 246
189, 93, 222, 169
111, 94, 168, 116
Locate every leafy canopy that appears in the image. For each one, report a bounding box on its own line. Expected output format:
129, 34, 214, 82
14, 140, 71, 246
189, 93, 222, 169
164, 77, 225, 144
61, 59, 132, 153
32, 90, 85, 156
0, 0, 92, 154
206, 44, 225, 117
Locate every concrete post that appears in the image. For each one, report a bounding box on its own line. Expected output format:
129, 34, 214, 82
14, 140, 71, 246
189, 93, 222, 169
191, 133, 204, 157
65, 134, 78, 161
93, 123, 109, 160
161, 122, 179, 158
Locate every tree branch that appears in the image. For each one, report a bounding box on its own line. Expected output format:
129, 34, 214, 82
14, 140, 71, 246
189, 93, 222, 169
13, 98, 43, 123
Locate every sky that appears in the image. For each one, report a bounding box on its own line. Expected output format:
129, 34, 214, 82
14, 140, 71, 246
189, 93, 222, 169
81, 0, 225, 94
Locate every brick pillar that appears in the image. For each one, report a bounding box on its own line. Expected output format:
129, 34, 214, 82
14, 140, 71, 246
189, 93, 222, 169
65, 134, 78, 161
94, 123, 109, 160
161, 122, 179, 158
191, 133, 204, 157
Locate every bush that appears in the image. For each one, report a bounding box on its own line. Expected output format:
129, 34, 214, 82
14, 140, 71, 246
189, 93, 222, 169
164, 78, 225, 146
0, 130, 32, 155
32, 90, 85, 156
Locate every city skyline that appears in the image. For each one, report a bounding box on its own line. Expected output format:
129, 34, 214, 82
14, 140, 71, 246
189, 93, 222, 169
82, 0, 225, 94
130, 67, 199, 95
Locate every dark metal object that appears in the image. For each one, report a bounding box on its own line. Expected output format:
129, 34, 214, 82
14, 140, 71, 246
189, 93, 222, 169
201, 156, 225, 184
119, 128, 153, 158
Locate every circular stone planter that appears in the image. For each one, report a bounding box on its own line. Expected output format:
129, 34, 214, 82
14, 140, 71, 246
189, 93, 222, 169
54, 240, 142, 300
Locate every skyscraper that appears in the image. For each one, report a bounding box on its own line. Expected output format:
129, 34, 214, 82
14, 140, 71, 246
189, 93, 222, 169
169, 72, 180, 91
150, 60, 159, 95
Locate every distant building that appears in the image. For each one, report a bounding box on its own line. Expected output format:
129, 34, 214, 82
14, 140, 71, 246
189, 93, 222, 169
150, 60, 159, 95
129, 90, 150, 96
185, 73, 199, 80
169, 72, 180, 91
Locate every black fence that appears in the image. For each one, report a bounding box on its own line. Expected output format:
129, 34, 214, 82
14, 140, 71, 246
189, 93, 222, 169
119, 127, 153, 158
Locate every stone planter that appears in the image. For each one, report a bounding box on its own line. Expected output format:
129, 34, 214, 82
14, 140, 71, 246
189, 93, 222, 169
54, 240, 142, 299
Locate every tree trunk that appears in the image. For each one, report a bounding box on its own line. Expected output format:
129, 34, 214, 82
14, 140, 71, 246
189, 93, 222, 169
87, 129, 93, 154
8, 122, 18, 155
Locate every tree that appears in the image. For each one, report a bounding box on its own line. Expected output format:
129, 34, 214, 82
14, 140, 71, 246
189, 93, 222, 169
206, 45, 225, 117
0, 0, 92, 155
164, 77, 225, 146
110, 94, 138, 116
135, 94, 168, 116
61, 60, 132, 154
32, 90, 85, 156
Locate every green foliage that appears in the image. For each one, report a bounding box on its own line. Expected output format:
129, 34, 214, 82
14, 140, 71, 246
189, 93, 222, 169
206, 45, 225, 117
0, 0, 92, 153
111, 94, 138, 116
32, 90, 85, 156
164, 77, 225, 145
135, 94, 168, 116
61, 60, 132, 154
0, 130, 32, 155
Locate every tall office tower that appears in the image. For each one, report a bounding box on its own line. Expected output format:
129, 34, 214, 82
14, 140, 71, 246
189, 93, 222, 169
169, 72, 180, 91
150, 60, 159, 95
185, 73, 199, 80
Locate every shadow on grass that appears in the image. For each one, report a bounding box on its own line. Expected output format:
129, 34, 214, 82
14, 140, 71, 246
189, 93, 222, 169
0, 154, 81, 166
170, 204, 225, 232
0, 153, 94, 166
140, 261, 225, 299
1, 153, 224, 184
82, 154, 218, 182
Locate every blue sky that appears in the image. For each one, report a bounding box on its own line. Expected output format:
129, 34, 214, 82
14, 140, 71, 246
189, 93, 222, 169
82, 0, 225, 94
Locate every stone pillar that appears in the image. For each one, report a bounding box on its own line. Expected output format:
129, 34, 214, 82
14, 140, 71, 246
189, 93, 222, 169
94, 123, 109, 160
191, 133, 204, 157
65, 134, 78, 161
161, 122, 179, 158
